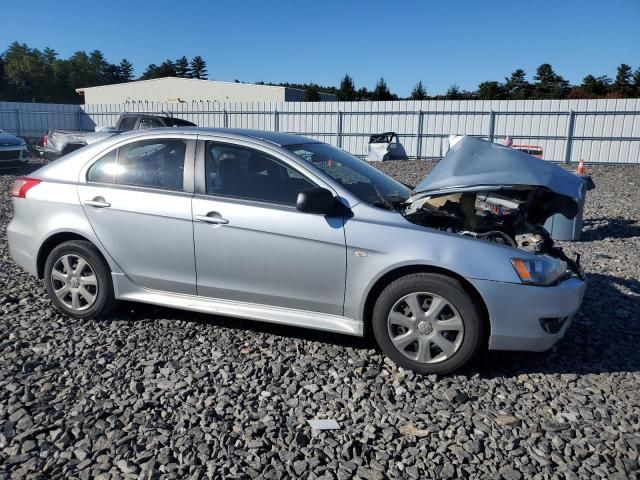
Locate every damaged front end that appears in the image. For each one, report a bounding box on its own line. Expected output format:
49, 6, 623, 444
403, 136, 586, 281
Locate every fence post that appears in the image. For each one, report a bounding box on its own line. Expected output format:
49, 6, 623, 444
77, 108, 83, 131
223, 109, 229, 128
416, 110, 424, 160
15, 109, 23, 137
488, 110, 496, 143
563, 110, 576, 164
274, 110, 279, 132
337, 111, 343, 148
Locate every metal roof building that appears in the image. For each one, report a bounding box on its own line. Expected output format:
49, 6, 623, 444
75, 77, 336, 104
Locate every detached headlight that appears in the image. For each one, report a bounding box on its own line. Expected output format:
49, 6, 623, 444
511, 257, 567, 286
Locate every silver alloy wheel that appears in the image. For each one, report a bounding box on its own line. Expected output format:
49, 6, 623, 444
50, 254, 98, 311
387, 292, 464, 364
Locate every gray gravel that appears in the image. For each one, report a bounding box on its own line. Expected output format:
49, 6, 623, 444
1, 159, 639, 479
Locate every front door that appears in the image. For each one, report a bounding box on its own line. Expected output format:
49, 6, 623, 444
192, 140, 347, 315
78, 136, 197, 294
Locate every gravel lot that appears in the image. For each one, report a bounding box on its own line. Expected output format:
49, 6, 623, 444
1, 159, 639, 479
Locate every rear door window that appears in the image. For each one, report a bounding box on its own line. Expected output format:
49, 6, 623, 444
118, 116, 137, 131
88, 139, 187, 191
138, 117, 164, 130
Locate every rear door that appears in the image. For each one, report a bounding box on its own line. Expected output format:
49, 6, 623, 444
192, 138, 347, 315
78, 134, 197, 294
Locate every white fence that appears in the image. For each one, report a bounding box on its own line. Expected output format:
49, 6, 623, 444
2, 99, 640, 163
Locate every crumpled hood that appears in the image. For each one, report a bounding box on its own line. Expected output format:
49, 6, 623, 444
412, 136, 586, 221
0, 131, 22, 146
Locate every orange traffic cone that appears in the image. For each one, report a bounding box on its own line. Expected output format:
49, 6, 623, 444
576, 159, 584, 175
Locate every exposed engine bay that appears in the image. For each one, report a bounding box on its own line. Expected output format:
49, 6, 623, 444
403, 189, 582, 276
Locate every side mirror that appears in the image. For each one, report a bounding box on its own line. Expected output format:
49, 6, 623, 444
296, 187, 339, 215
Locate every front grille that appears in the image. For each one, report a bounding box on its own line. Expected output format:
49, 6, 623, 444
0, 150, 21, 161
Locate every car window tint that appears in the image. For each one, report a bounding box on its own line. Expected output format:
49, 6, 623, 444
119, 117, 137, 131
204, 142, 315, 205
138, 118, 163, 130
88, 139, 186, 191
87, 149, 118, 183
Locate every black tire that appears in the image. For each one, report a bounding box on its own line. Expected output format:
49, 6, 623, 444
372, 273, 483, 375
44, 240, 115, 319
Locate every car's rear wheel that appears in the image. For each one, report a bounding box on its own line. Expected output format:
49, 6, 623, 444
372, 273, 483, 375
44, 240, 114, 319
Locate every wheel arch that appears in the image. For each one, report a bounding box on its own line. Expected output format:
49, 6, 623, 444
361, 264, 491, 344
36, 232, 111, 279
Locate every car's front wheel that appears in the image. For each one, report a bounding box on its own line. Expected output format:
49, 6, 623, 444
372, 273, 483, 375
44, 240, 115, 319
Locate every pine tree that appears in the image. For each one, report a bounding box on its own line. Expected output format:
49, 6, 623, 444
633, 67, 640, 96
372, 77, 393, 101
504, 69, 532, 99
532, 64, 569, 99
175, 56, 190, 78
410, 81, 427, 100
190, 56, 208, 79
580, 75, 611, 97
612, 64, 633, 97
477, 81, 505, 99
445, 85, 462, 100
304, 84, 321, 101
118, 59, 134, 82
338, 74, 356, 101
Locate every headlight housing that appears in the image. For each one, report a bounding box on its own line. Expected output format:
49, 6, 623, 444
511, 257, 567, 286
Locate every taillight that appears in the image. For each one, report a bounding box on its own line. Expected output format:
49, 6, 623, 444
42, 135, 48, 147
10, 177, 41, 198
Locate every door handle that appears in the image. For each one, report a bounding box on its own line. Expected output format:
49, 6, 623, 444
195, 212, 229, 225
84, 197, 111, 208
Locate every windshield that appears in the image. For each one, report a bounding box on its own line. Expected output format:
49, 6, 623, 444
284, 143, 410, 207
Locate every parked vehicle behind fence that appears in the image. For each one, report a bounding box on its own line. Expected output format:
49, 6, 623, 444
8, 129, 586, 374
37, 114, 196, 160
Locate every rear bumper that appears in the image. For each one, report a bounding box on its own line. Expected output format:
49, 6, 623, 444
36, 146, 61, 161
7, 200, 39, 276
470, 276, 586, 352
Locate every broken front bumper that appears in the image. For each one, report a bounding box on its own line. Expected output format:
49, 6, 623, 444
470, 276, 587, 352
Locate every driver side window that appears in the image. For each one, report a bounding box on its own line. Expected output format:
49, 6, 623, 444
204, 142, 316, 205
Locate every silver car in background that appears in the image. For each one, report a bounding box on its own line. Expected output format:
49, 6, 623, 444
7, 129, 586, 374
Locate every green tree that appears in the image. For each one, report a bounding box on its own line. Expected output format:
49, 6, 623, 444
140, 60, 177, 80
503, 69, 532, 99
445, 84, 463, 100
476, 81, 505, 99
304, 84, 321, 101
356, 87, 370, 100
532, 64, 569, 99
633, 67, 640, 96
175, 56, 190, 78
338, 74, 356, 101
190, 56, 207, 79
372, 77, 394, 101
612, 64, 633, 97
118, 59, 134, 82
580, 74, 611, 97
2, 42, 50, 101
410, 81, 427, 100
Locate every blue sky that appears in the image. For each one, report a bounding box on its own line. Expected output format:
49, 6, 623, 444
2, 0, 639, 96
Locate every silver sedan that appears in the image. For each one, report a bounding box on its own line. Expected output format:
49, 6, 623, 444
7, 129, 586, 374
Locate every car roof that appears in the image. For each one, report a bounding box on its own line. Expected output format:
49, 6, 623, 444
143, 127, 322, 147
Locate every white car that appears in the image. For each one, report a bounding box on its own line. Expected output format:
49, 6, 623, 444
0, 129, 29, 168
